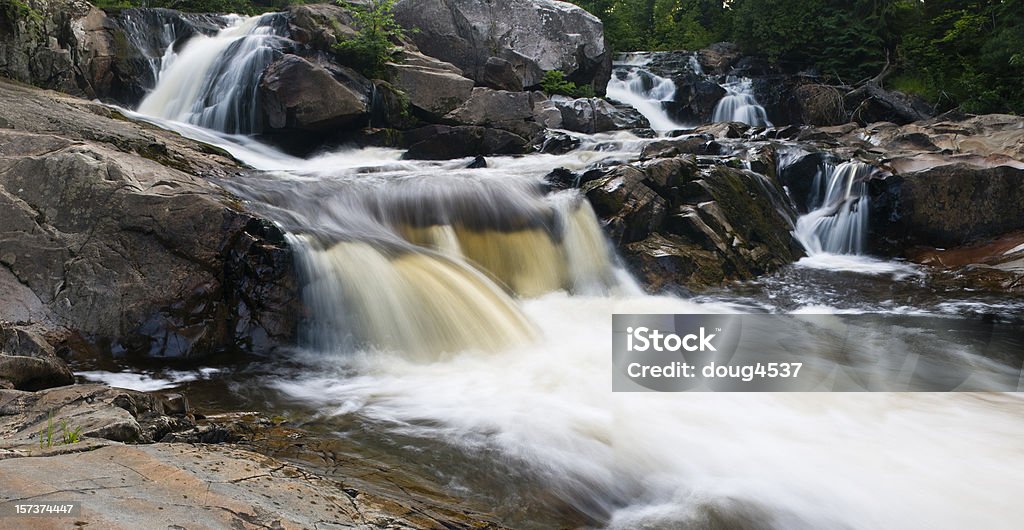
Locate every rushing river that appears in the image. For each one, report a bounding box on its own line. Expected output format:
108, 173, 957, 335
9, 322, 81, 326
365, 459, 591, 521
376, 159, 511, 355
77, 14, 1024, 530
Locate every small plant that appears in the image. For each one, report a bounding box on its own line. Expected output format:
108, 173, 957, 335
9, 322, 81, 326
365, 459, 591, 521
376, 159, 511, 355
61, 420, 82, 445
333, 0, 407, 78
38, 411, 82, 448
540, 70, 594, 98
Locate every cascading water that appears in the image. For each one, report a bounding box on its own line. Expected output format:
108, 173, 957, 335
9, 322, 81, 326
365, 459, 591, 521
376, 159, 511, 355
794, 161, 871, 255
713, 76, 773, 126
606, 55, 682, 132
124, 16, 1024, 529
137, 14, 288, 133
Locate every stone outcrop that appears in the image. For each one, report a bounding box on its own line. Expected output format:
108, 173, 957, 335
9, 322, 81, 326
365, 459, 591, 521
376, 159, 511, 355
0, 384, 507, 529
572, 143, 801, 291
0, 79, 298, 359
393, 0, 612, 94
402, 125, 528, 160
259, 54, 369, 132
537, 95, 649, 133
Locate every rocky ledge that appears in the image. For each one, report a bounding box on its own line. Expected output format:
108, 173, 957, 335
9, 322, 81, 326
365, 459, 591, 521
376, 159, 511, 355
0, 384, 504, 529
0, 78, 299, 381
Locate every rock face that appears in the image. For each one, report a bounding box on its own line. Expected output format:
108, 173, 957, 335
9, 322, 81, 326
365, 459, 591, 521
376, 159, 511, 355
0, 384, 507, 529
386, 55, 476, 120
259, 55, 369, 132
0, 0, 225, 106
441, 86, 547, 138
0, 79, 298, 359
538, 96, 649, 133
577, 147, 801, 291
403, 125, 528, 160
393, 0, 612, 94
869, 164, 1024, 251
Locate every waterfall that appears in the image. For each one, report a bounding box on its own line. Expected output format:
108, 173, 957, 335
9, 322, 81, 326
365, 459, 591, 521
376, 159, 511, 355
712, 76, 772, 127
606, 56, 682, 132
793, 161, 872, 255
137, 14, 288, 134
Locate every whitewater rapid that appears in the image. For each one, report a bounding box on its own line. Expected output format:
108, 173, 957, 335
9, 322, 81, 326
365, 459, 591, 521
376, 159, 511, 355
113, 14, 1024, 529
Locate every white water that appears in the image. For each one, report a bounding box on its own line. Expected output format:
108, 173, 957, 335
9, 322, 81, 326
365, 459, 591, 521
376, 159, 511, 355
607, 61, 682, 132
794, 161, 873, 255
129, 17, 1024, 528
137, 14, 282, 133
275, 294, 1024, 529
713, 76, 773, 127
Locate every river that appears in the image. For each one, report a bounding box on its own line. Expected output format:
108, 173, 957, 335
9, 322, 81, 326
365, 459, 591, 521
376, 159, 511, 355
77, 13, 1024, 530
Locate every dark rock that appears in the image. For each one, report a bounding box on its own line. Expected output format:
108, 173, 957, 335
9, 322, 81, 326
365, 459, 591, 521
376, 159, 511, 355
582, 166, 668, 245
403, 125, 528, 160
534, 130, 581, 155
846, 82, 935, 125
0, 79, 299, 359
0, 355, 74, 391
869, 164, 1024, 252
482, 57, 524, 92
286, 3, 358, 50
466, 156, 488, 169
259, 55, 368, 132
394, 0, 612, 95
698, 42, 742, 75
544, 168, 579, 190
641, 136, 722, 160
777, 151, 834, 213
547, 96, 649, 133
666, 75, 726, 124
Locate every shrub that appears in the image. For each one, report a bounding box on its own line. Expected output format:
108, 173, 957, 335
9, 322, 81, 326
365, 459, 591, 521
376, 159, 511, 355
540, 70, 595, 98
333, 0, 405, 78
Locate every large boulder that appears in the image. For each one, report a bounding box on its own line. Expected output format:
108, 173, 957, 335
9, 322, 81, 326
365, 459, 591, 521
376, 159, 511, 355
0, 324, 73, 391
869, 164, 1024, 252
402, 125, 528, 160
581, 153, 801, 291
259, 54, 369, 132
393, 0, 612, 94
540, 96, 649, 133
444, 87, 541, 138
0, 79, 298, 359
386, 54, 475, 120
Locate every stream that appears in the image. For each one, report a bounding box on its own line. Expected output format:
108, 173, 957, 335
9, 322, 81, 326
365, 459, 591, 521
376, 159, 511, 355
75, 13, 1024, 530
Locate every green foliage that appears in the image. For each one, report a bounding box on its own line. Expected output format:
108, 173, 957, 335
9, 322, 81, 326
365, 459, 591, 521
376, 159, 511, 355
540, 70, 595, 98
566, 0, 1023, 114
332, 0, 405, 78
1, 0, 42, 27
38, 411, 82, 449
91, 0, 306, 15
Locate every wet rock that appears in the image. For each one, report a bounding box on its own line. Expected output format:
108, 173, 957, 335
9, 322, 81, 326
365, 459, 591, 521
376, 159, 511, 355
666, 75, 726, 124
641, 136, 722, 160
547, 96, 650, 133
583, 155, 801, 291
394, 0, 612, 94
869, 164, 1024, 251
0, 79, 299, 359
583, 166, 668, 245
259, 54, 369, 132
403, 125, 528, 160
534, 130, 581, 155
